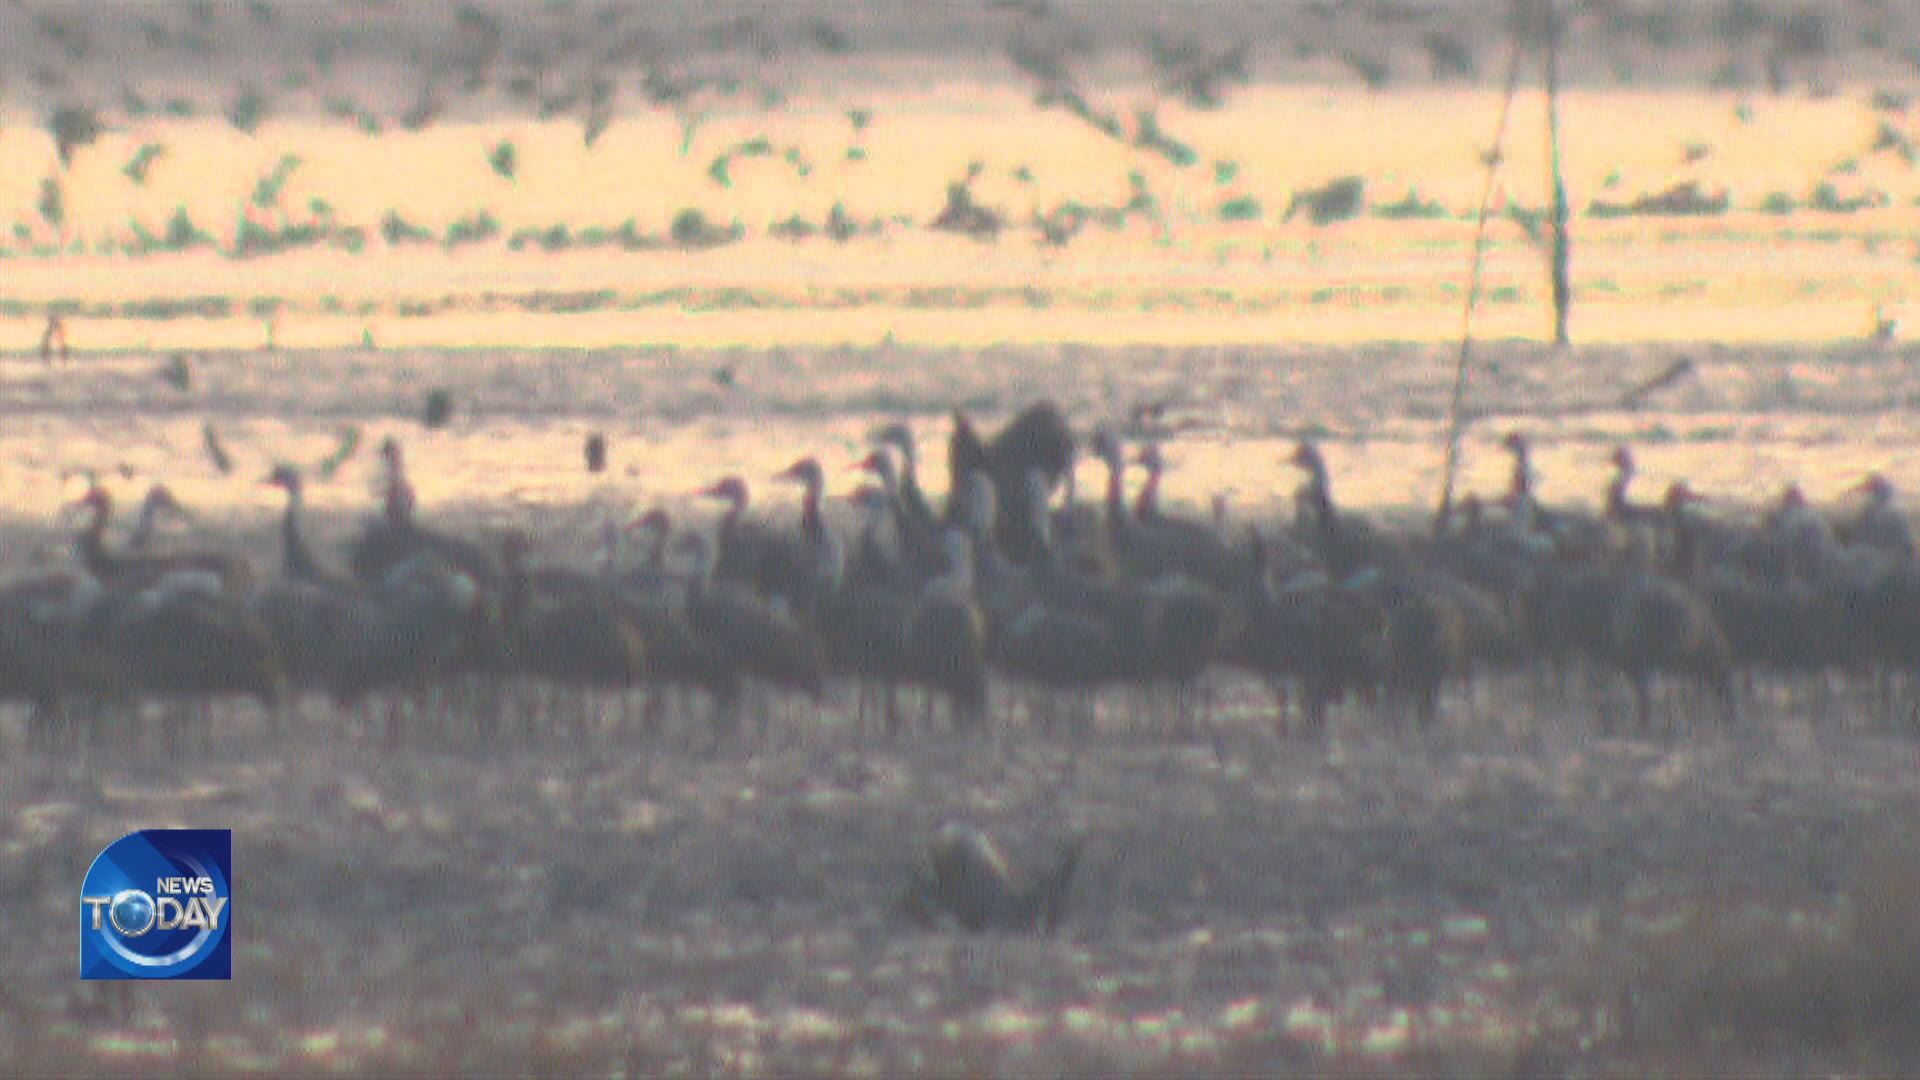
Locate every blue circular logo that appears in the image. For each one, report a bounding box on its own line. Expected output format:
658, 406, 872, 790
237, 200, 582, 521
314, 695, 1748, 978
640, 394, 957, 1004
108, 889, 156, 937
80, 829, 232, 981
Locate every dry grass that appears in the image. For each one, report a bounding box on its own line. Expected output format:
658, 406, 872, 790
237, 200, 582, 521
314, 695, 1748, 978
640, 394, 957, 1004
4, 677, 1919, 1075
1, 4, 1918, 1073
1557, 838, 1920, 1072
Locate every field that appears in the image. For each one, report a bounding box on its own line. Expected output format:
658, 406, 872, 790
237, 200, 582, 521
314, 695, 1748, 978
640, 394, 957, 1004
4, 0, 1920, 1075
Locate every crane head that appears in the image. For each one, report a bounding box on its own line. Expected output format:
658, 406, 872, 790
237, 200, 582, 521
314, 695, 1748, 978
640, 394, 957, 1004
264, 464, 303, 492
698, 476, 748, 506
628, 506, 673, 538
773, 457, 824, 491
1852, 473, 1894, 502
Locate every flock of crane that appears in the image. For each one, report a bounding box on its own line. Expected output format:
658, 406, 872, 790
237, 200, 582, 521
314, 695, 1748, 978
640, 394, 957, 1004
5, 398, 1918, 748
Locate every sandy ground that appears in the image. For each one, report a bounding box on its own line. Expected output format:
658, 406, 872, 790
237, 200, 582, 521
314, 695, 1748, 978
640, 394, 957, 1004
0, 338, 1916, 546
1, 1, 1919, 1073
5, 689, 1918, 1074
0, 2, 1917, 349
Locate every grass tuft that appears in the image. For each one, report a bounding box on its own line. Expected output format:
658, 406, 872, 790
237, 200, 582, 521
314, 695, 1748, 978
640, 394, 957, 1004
1373, 187, 1449, 220
488, 142, 517, 181
1565, 842, 1920, 1070
1286, 176, 1365, 226
670, 209, 738, 249
1217, 195, 1263, 223
122, 143, 166, 186
227, 85, 269, 133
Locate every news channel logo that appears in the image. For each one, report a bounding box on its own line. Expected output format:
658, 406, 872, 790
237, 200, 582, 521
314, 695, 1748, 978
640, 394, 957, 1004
80, 829, 230, 981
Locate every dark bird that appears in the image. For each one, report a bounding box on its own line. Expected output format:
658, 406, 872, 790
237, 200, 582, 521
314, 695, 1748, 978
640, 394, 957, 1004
89, 576, 287, 709
126, 484, 190, 552
348, 438, 501, 590
326, 557, 496, 708
264, 465, 357, 590
1223, 551, 1389, 737
1607, 572, 1737, 733
864, 426, 944, 573
201, 421, 233, 475
69, 484, 254, 596
422, 388, 454, 429
608, 511, 743, 715
674, 530, 825, 697
1836, 473, 1915, 562
39, 315, 70, 364
902, 530, 990, 728
315, 425, 361, 480
870, 423, 942, 536
949, 401, 1076, 565
1289, 440, 1407, 577
584, 432, 608, 474
247, 575, 360, 695
159, 353, 192, 391
499, 532, 647, 689
897, 824, 1084, 935
770, 456, 845, 620
840, 481, 912, 595
1099, 435, 1247, 589
0, 572, 127, 717
697, 471, 827, 614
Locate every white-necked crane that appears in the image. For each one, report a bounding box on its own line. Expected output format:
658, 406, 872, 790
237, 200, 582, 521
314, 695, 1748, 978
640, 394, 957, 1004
348, 437, 502, 592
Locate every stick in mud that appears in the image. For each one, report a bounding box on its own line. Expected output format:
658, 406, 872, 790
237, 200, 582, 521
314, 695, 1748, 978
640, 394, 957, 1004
1544, 0, 1573, 346
1433, 0, 1526, 535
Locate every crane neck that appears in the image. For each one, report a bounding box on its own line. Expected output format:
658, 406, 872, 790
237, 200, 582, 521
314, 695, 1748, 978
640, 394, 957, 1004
279, 483, 328, 582
868, 454, 899, 497
1134, 459, 1162, 522
716, 490, 746, 544
1102, 453, 1127, 531
800, 481, 824, 540
932, 535, 976, 595
1299, 461, 1334, 525
1505, 449, 1533, 508
598, 522, 622, 580
76, 503, 117, 580
129, 497, 164, 551
385, 470, 416, 528
685, 539, 716, 595
643, 528, 670, 572
1664, 501, 1698, 578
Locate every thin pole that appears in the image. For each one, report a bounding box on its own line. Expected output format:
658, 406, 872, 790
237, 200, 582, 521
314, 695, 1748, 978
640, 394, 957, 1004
1545, 0, 1572, 345
1434, 2, 1527, 534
